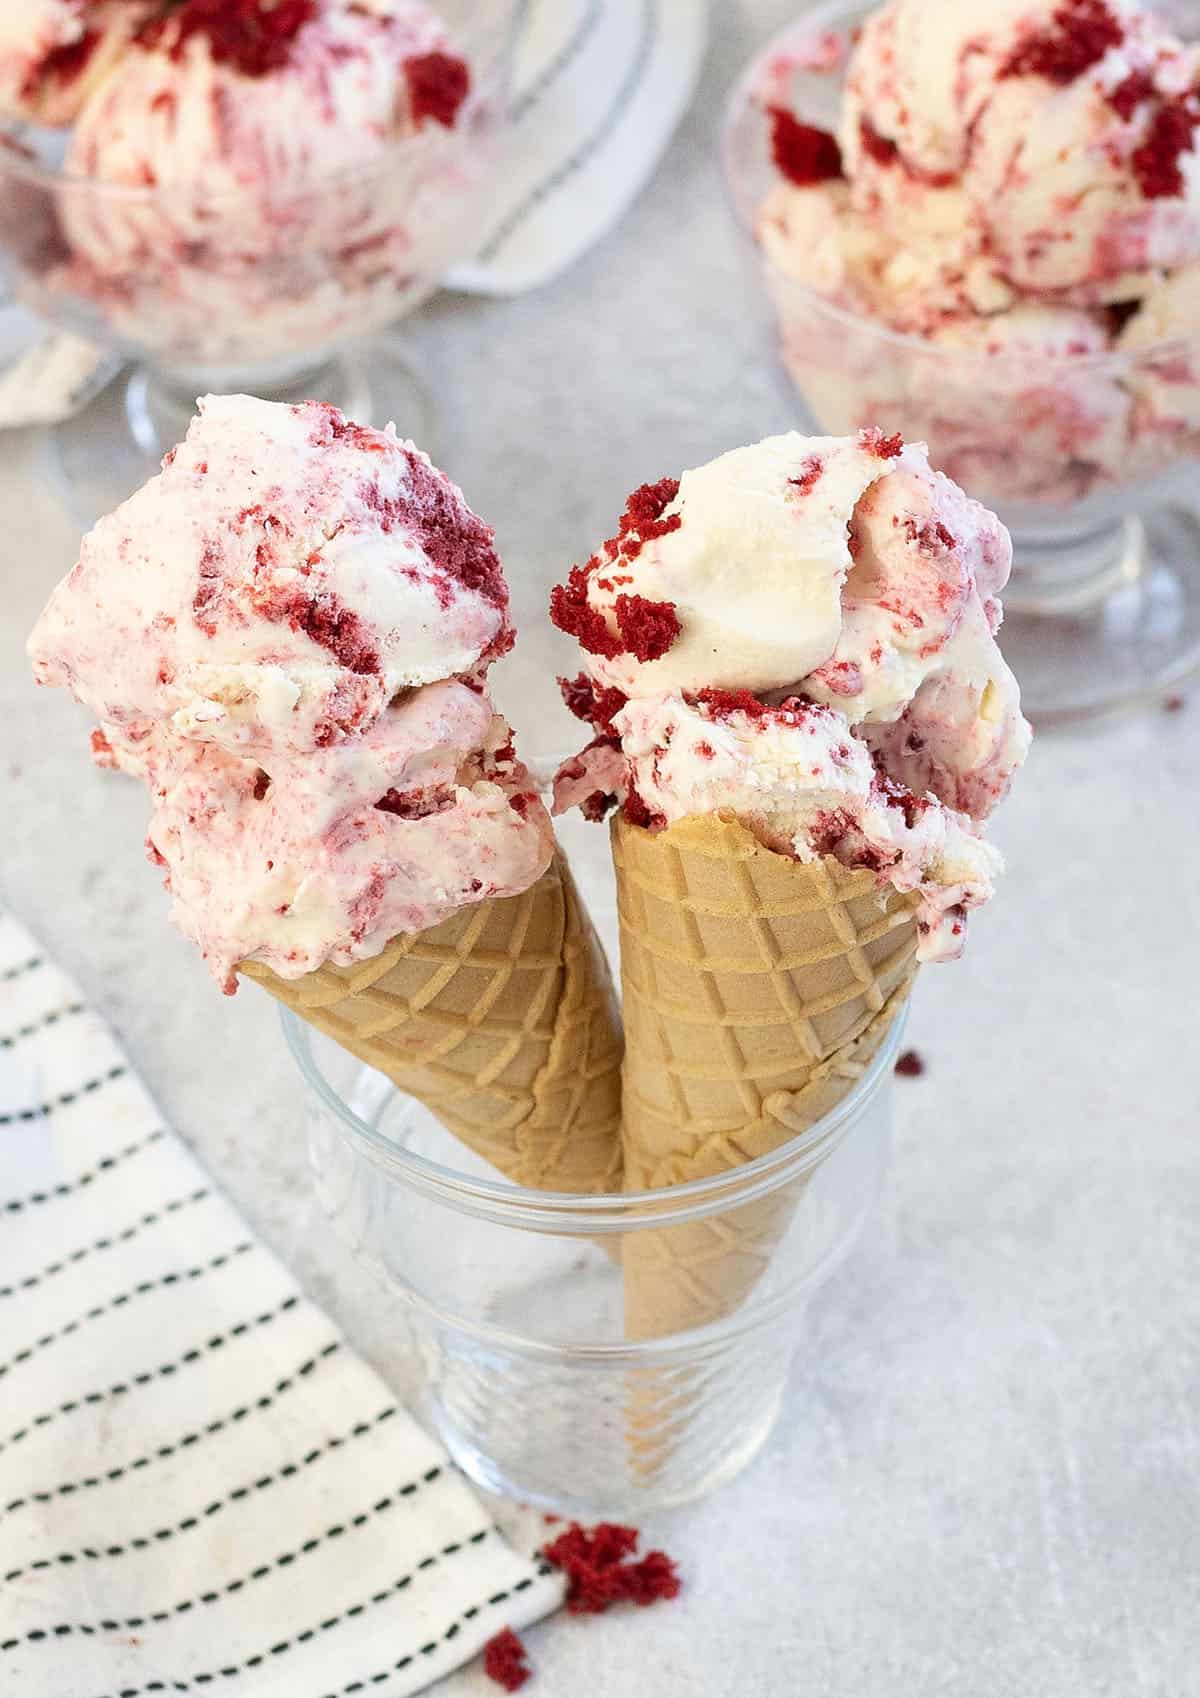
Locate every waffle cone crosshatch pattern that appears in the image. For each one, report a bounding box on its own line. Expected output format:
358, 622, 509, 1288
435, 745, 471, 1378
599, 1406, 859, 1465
243, 851, 624, 1196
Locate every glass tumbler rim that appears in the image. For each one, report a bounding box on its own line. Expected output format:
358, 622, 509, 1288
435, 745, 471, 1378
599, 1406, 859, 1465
719, 0, 1200, 377
282, 999, 908, 1235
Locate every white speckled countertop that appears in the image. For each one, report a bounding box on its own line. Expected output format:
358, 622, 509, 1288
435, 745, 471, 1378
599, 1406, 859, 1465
4, 6, 1200, 1692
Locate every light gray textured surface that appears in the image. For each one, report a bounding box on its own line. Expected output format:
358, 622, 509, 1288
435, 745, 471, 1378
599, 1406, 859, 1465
4, 5, 1200, 1693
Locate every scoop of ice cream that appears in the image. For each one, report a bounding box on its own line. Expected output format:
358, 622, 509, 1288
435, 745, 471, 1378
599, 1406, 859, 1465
551, 432, 1030, 960
0, 0, 155, 126
758, 178, 1014, 333
549, 432, 920, 701
799, 454, 1027, 821
840, 0, 1035, 181
753, 0, 1200, 509
603, 693, 1002, 962
33, 394, 510, 755
968, 16, 1200, 295
61, 0, 470, 278
29, 395, 552, 988
841, 0, 1200, 302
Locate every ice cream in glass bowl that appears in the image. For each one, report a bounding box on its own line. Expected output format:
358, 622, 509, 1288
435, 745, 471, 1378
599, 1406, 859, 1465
0, 0, 518, 512
723, 0, 1200, 725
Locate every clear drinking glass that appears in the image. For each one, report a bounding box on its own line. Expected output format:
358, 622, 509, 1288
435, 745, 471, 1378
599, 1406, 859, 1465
722, 0, 1200, 727
285, 1003, 904, 1517
0, 0, 519, 517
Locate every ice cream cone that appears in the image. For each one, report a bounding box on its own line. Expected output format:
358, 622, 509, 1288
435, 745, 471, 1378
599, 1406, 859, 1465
614, 812, 919, 1341
241, 849, 623, 1194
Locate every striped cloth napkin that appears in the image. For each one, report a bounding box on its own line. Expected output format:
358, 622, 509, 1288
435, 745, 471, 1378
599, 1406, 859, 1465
0, 912, 563, 1698
0, 0, 708, 427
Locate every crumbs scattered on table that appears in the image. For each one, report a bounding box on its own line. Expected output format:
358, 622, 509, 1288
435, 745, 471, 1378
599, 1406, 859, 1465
542, 1522, 682, 1614
483, 1628, 531, 1691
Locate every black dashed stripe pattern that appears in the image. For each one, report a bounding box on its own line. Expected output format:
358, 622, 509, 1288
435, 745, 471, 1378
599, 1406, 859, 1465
509, 0, 603, 123
0, 907, 561, 1687
2, 1468, 456, 1624
0, 1062, 127, 1125
0, 954, 42, 982
478, 0, 658, 264
0, 1294, 305, 1456
1, 1403, 398, 1540
330, 1566, 557, 1698
2, 1342, 343, 1515
0, 1187, 210, 1299
3, 1128, 164, 1213
0, 1000, 83, 1049
79, 1561, 556, 1698
0, 1243, 254, 1383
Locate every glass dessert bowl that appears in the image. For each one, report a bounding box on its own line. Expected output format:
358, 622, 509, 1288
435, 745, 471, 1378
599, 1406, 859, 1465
0, 0, 519, 517
722, 0, 1200, 727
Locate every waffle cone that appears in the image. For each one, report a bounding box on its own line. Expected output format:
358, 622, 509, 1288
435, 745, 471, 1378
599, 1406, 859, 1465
241, 849, 623, 1193
614, 813, 919, 1341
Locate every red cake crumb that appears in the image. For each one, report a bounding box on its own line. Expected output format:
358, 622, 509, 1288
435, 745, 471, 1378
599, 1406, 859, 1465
553, 481, 683, 656
691, 687, 771, 720
903, 516, 957, 553
621, 1550, 681, 1607
614, 594, 681, 663
873, 759, 932, 829
508, 792, 537, 819
542, 1523, 682, 1615
550, 567, 623, 659
557, 673, 628, 734
789, 454, 825, 497
1163, 693, 1187, 712
895, 1048, 926, 1077
292, 596, 380, 675
695, 739, 716, 760
1000, 0, 1123, 85
615, 477, 682, 563
623, 789, 658, 829
860, 426, 904, 459
768, 107, 843, 185
482, 1628, 531, 1692
809, 807, 890, 872
393, 447, 507, 612
558, 672, 596, 723
816, 659, 863, 696
593, 477, 683, 570
404, 51, 470, 128
582, 790, 617, 822
90, 727, 118, 769
858, 117, 899, 166
809, 806, 856, 856
1107, 69, 1155, 122
1131, 96, 1199, 200
375, 785, 454, 819
25, 28, 101, 100
252, 769, 271, 801
140, 0, 318, 77
307, 408, 508, 620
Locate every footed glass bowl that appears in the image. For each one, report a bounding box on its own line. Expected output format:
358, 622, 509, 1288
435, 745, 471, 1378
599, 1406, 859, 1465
723, 0, 1200, 727
0, 0, 519, 517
